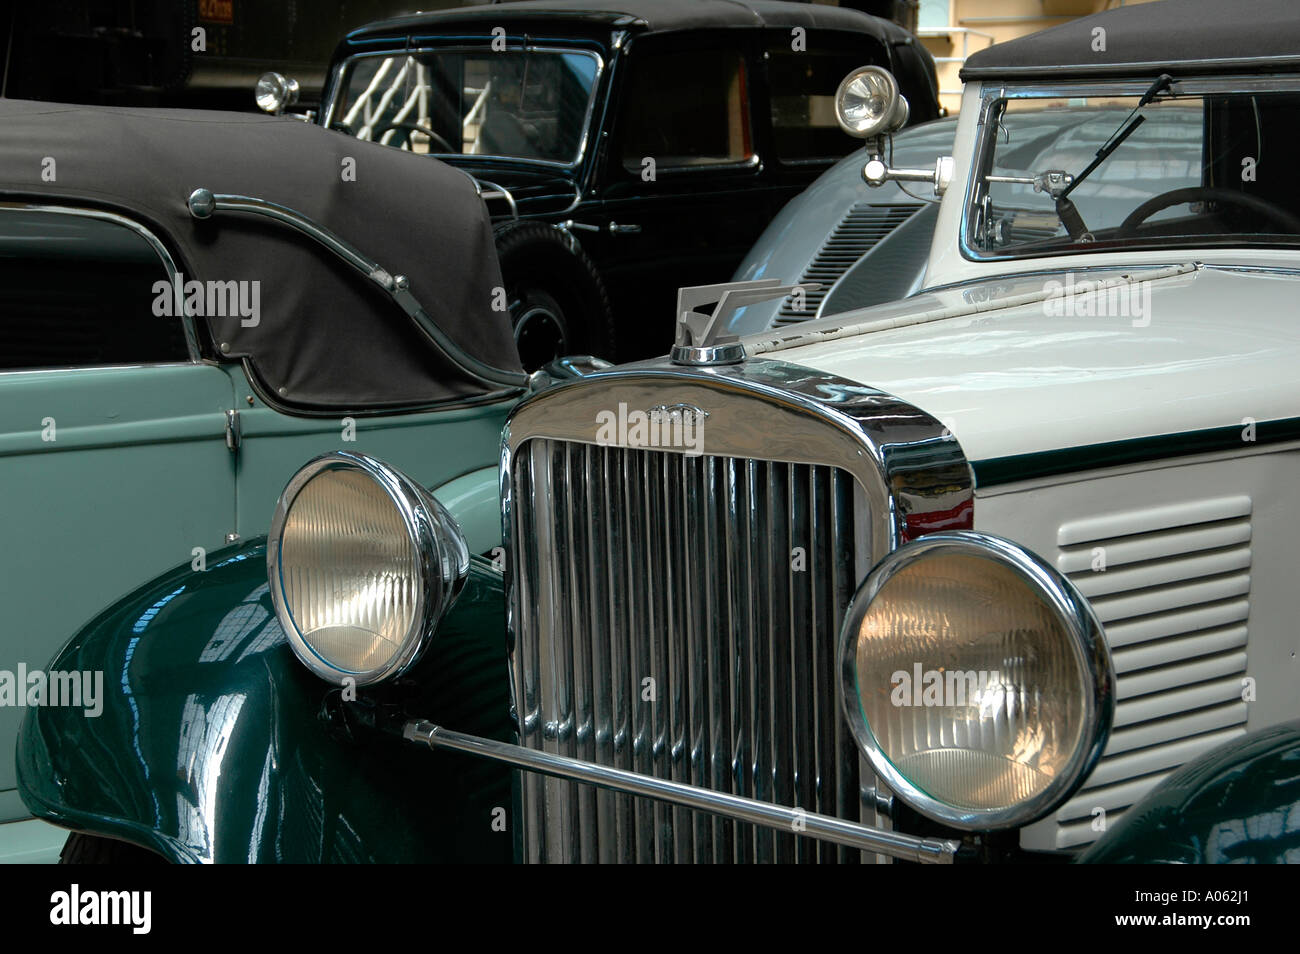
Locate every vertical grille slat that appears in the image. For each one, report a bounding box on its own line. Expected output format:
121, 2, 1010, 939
586, 445, 618, 863
789, 465, 816, 863
727, 458, 754, 862
607, 446, 635, 862
568, 443, 597, 864
664, 453, 693, 862
767, 461, 796, 863
702, 455, 731, 861
631, 451, 656, 862
829, 470, 859, 863
747, 459, 773, 862
514, 440, 861, 862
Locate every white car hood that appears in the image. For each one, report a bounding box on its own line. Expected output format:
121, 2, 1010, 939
755, 264, 1300, 468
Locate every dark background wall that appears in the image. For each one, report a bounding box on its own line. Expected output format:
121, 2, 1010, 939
0, 1, 461, 109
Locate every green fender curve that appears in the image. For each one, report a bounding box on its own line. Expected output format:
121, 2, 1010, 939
430, 465, 504, 557
1078, 720, 1300, 864
16, 540, 514, 863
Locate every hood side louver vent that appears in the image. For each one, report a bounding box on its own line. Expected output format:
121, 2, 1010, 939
775, 203, 921, 325
1021, 495, 1252, 852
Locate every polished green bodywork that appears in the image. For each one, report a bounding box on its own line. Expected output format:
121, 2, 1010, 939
0, 338, 510, 826
1078, 721, 1300, 864
21, 533, 1300, 864
16, 542, 514, 863
0, 202, 514, 840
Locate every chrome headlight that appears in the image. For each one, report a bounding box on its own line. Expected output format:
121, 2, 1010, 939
835, 65, 909, 139
839, 531, 1113, 830
267, 452, 469, 686
255, 71, 300, 115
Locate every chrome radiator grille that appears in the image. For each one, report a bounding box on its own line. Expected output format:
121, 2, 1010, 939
509, 438, 863, 863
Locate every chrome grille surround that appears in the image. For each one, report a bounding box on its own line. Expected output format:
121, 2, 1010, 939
502, 359, 974, 863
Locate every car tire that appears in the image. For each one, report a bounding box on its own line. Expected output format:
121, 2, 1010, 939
494, 221, 616, 371
59, 832, 167, 865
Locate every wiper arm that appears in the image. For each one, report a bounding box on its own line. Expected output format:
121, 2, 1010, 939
1059, 114, 1146, 202
1055, 73, 1173, 239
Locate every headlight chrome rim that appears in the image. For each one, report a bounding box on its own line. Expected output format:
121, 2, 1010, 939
267, 451, 469, 687
837, 530, 1114, 831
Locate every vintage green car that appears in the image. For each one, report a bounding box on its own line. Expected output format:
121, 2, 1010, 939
0, 99, 526, 861
16, 0, 1300, 864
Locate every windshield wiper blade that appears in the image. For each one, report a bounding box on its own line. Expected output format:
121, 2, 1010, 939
1053, 73, 1173, 240
1060, 73, 1173, 201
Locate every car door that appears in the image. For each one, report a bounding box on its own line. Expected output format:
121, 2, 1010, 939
221, 381, 512, 558
588, 32, 775, 359
0, 206, 236, 824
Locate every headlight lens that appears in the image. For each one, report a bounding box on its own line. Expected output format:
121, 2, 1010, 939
255, 71, 299, 114
839, 531, 1113, 830
835, 66, 909, 139
268, 452, 469, 686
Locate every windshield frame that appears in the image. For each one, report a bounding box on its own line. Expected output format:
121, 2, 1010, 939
322, 44, 606, 170
961, 74, 1300, 263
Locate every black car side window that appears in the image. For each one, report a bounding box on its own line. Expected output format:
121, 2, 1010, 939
0, 209, 190, 371
767, 46, 880, 162
620, 48, 753, 171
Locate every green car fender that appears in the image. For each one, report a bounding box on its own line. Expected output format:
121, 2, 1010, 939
429, 465, 505, 558
16, 540, 514, 863
1078, 720, 1300, 864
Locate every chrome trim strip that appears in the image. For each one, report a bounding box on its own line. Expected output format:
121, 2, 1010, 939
0, 362, 198, 377
186, 189, 528, 390
474, 179, 519, 220
187, 188, 385, 277
0, 202, 202, 361
747, 265, 1196, 358
403, 721, 960, 863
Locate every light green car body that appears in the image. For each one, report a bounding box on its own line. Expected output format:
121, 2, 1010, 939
0, 207, 511, 862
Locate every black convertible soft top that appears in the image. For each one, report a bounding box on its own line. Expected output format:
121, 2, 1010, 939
962, 0, 1300, 81
0, 99, 522, 412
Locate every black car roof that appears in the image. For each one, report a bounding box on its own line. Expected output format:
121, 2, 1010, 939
349, 0, 901, 40
962, 0, 1300, 81
0, 99, 521, 411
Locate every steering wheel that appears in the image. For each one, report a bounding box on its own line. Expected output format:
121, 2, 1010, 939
1117, 186, 1300, 237
330, 119, 457, 154
376, 120, 457, 154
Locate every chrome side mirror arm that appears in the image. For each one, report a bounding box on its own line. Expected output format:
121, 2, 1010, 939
862, 147, 955, 197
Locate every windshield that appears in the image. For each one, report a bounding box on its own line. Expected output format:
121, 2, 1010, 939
331, 50, 600, 164
969, 89, 1300, 256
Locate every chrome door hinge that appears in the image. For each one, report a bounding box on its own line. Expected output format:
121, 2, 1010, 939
225, 409, 241, 452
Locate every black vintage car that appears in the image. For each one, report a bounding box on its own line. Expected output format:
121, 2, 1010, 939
261, 0, 938, 367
